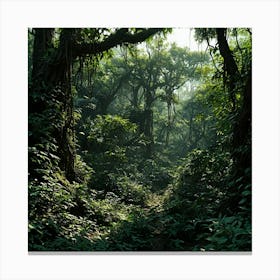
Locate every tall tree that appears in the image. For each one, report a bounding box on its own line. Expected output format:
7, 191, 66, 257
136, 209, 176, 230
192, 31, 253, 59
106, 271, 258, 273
29, 28, 163, 181
117, 43, 207, 157
215, 28, 252, 169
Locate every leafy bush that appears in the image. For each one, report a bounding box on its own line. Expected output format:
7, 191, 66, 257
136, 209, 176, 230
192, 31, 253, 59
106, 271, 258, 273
85, 115, 140, 190
113, 176, 150, 205
194, 215, 251, 251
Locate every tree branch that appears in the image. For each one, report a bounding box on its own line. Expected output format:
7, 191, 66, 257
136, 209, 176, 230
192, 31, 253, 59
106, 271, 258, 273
73, 28, 163, 58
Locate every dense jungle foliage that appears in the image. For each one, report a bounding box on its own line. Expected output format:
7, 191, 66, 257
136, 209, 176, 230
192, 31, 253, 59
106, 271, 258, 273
28, 28, 252, 251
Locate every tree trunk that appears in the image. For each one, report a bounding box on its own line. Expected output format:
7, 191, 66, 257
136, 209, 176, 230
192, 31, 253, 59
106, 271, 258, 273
143, 90, 154, 158
216, 28, 251, 163
29, 28, 54, 122
29, 28, 76, 182
55, 29, 76, 182
216, 28, 239, 111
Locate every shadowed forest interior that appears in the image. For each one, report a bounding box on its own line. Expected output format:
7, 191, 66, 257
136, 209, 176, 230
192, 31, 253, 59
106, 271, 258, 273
28, 28, 251, 251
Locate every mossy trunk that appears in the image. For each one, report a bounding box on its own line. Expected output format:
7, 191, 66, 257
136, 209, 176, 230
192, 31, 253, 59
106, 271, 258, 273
29, 28, 76, 182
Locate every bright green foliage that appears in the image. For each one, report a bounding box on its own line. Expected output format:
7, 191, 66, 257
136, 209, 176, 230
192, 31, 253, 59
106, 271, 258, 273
83, 115, 139, 190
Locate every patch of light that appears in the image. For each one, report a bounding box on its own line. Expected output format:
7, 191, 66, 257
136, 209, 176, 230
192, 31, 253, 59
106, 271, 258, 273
167, 28, 208, 51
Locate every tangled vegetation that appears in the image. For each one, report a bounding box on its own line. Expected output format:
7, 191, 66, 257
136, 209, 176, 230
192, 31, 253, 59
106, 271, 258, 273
28, 28, 251, 251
